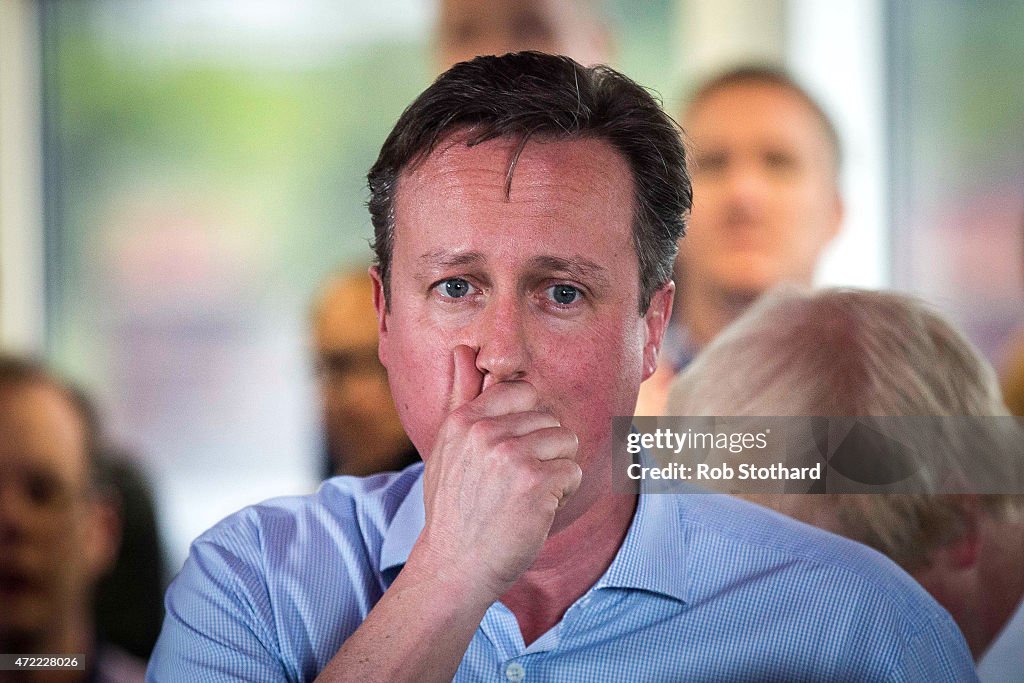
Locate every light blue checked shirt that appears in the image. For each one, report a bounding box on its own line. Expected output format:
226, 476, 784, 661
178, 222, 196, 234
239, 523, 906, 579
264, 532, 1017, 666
149, 463, 977, 682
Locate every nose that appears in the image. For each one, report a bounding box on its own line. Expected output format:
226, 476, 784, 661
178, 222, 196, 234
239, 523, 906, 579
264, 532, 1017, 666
473, 292, 531, 389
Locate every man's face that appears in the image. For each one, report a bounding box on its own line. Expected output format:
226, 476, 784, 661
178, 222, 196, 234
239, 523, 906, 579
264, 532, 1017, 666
0, 383, 109, 643
375, 135, 669, 513
681, 82, 842, 299
436, 0, 607, 71
314, 276, 411, 476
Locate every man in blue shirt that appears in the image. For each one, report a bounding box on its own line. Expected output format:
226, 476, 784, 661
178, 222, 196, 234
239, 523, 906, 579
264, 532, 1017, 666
149, 52, 976, 681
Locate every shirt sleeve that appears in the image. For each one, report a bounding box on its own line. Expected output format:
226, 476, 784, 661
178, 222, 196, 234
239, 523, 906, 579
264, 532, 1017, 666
887, 614, 979, 683
147, 529, 290, 683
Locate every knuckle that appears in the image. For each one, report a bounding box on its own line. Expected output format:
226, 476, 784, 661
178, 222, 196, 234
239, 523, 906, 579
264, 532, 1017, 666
466, 417, 497, 444
489, 437, 516, 462
528, 465, 553, 492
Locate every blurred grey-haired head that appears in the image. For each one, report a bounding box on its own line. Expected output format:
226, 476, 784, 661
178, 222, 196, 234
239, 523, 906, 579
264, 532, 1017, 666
666, 287, 1021, 571
667, 286, 1006, 418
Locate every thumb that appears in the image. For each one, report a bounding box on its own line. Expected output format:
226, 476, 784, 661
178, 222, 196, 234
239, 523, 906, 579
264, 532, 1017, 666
449, 345, 483, 412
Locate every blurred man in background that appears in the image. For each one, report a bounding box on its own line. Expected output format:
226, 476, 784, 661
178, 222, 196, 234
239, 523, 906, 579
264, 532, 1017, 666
312, 271, 418, 477
0, 356, 146, 682
637, 66, 843, 413
667, 288, 1024, 679
435, 0, 610, 71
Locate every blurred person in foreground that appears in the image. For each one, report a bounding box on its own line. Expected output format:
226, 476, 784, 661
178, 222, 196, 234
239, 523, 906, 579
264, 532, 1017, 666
636, 65, 843, 414
0, 356, 146, 682
435, 0, 610, 71
667, 287, 1024, 679
149, 53, 975, 682
311, 270, 418, 477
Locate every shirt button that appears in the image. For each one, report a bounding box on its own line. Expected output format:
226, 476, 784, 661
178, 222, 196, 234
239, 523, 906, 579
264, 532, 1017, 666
505, 662, 526, 682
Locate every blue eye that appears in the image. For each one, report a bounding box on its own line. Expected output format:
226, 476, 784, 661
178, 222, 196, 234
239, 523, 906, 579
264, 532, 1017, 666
547, 284, 580, 305
435, 278, 475, 299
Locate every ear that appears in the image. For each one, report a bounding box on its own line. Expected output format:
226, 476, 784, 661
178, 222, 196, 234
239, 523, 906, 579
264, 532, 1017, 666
641, 281, 675, 382
942, 496, 982, 570
942, 528, 981, 570
369, 266, 390, 366
914, 497, 982, 593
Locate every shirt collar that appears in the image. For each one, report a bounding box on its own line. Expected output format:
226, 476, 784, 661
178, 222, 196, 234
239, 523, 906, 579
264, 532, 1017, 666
379, 472, 425, 574
378, 468, 690, 604
592, 486, 690, 603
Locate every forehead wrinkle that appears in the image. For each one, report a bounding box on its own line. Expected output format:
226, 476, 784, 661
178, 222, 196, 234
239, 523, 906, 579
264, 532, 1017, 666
419, 248, 486, 267
402, 131, 516, 201
407, 133, 633, 212
395, 136, 637, 284
506, 145, 629, 201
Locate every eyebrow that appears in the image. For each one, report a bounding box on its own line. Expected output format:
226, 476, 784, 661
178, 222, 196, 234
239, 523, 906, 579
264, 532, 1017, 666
415, 250, 611, 288
525, 255, 610, 288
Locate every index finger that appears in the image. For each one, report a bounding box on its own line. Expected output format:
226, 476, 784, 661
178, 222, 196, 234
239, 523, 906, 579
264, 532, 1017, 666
448, 344, 483, 412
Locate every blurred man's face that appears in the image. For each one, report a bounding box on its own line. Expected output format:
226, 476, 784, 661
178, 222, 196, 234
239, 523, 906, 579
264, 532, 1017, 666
681, 82, 842, 300
314, 276, 411, 476
436, 0, 607, 70
0, 383, 107, 644
374, 134, 671, 524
